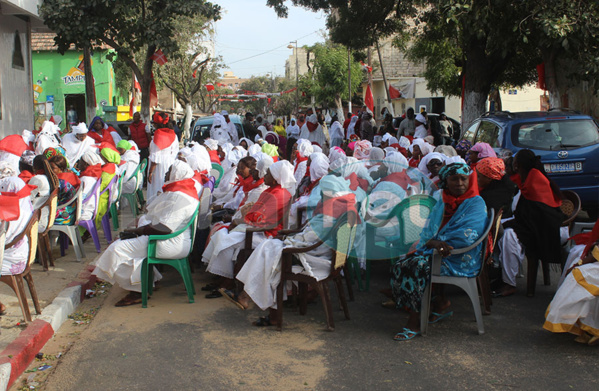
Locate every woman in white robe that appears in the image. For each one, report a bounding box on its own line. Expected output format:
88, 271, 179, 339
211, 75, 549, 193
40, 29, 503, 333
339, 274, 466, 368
299, 114, 327, 147
92, 160, 199, 306
78, 151, 104, 221
211, 146, 247, 205
35, 121, 61, 155
0, 176, 34, 276
202, 160, 296, 282
147, 127, 179, 203
117, 140, 141, 195
293, 139, 314, 188
61, 123, 96, 166
236, 175, 357, 318
544, 243, 599, 345
290, 152, 329, 228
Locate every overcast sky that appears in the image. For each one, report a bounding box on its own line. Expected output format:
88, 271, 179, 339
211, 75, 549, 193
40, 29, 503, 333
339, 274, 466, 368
214, 0, 327, 79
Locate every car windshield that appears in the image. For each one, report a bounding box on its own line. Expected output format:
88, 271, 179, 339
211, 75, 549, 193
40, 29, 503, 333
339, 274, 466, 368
513, 119, 599, 150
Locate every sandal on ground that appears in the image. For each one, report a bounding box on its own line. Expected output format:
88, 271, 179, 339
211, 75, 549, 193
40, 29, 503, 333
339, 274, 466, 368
219, 288, 247, 310
575, 333, 592, 344
0, 304, 6, 316
393, 328, 421, 341
252, 316, 273, 327
587, 335, 599, 346
115, 293, 143, 307
201, 283, 218, 292
381, 299, 396, 309
205, 290, 223, 299
429, 310, 454, 324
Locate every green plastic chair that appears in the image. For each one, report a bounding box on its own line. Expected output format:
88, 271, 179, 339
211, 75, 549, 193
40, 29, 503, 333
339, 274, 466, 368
110, 174, 124, 230
210, 163, 224, 188
136, 158, 148, 206
349, 194, 437, 291
140, 204, 200, 308
122, 158, 147, 219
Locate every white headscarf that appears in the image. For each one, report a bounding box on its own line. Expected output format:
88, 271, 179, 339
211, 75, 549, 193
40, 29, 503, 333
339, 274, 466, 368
415, 113, 427, 124
167, 160, 194, 183
189, 142, 212, 172
328, 147, 346, 166
204, 138, 218, 151
248, 143, 262, 158
0, 161, 17, 179
312, 144, 323, 154
398, 136, 411, 149
72, 122, 88, 134
268, 160, 296, 192
239, 137, 254, 149
81, 151, 104, 166
179, 147, 200, 172
224, 145, 247, 168
257, 154, 274, 178
369, 147, 385, 161
418, 152, 446, 176
329, 120, 344, 139
296, 139, 313, 158
307, 114, 318, 124
22, 129, 36, 144
444, 155, 467, 165
309, 152, 330, 182
329, 155, 347, 173
387, 136, 398, 145
221, 142, 234, 157
410, 138, 433, 156
383, 151, 409, 173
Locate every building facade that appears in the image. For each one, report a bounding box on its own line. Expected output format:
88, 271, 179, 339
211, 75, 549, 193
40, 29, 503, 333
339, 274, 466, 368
31, 33, 123, 131
0, 0, 46, 138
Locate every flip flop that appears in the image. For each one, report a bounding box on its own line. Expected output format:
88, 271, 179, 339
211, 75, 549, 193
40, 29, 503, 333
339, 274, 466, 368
219, 288, 247, 310
252, 316, 273, 327
115, 295, 143, 307
429, 311, 454, 324
393, 328, 420, 341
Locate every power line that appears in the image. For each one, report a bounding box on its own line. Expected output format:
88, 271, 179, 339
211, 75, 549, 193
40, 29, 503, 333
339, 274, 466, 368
225, 30, 319, 65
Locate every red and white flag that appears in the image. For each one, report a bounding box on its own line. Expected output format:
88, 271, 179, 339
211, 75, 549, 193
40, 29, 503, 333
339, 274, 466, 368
205, 83, 215, 92
360, 61, 373, 73
151, 49, 168, 66
364, 85, 374, 113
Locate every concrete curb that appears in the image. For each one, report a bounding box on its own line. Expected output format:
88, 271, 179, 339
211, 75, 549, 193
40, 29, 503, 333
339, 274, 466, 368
0, 267, 97, 390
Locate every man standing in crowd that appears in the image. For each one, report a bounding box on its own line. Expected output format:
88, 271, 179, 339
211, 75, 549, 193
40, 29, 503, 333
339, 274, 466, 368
128, 112, 151, 163
398, 107, 415, 137
243, 112, 259, 142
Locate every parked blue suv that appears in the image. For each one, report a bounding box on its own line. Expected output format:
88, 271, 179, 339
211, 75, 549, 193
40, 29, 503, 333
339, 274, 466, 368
461, 110, 599, 215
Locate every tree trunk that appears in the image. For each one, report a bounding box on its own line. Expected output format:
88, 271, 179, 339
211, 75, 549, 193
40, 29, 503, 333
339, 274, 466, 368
462, 91, 488, 128
183, 103, 193, 141
140, 46, 156, 124
543, 50, 561, 108
83, 44, 96, 123
334, 93, 344, 122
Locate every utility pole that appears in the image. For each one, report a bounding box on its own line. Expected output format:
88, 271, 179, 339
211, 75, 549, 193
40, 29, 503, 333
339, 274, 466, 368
376, 40, 394, 116
347, 48, 352, 116
288, 41, 299, 116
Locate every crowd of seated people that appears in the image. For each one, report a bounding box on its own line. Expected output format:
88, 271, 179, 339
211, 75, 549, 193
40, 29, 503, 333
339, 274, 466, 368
0, 108, 592, 346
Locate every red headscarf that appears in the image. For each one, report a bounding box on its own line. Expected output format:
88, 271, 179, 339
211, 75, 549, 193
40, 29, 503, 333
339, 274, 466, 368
569, 218, 599, 258
152, 128, 177, 149
0, 134, 28, 156
511, 169, 562, 208
81, 164, 102, 179
58, 172, 81, 189
162, 178, 199, 200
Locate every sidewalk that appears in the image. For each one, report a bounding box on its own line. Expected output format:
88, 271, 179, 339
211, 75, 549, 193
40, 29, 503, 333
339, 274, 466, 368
0, 204, 136, 390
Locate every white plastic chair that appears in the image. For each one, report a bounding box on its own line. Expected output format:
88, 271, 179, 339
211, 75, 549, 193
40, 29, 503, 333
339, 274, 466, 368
420, 208, 494, 336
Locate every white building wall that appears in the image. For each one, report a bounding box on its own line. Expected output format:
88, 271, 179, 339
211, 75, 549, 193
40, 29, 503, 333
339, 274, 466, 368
0, 15, 33, 138
500, 85, 543, 112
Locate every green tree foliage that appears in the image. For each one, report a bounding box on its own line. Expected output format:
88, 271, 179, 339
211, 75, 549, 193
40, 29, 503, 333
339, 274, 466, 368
299, 42, 363, 113
40, 0, 220, 121
267, 0, 599, 124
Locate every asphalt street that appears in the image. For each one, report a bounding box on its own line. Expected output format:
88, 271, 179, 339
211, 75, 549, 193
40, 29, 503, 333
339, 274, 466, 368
35, 261, 599, 391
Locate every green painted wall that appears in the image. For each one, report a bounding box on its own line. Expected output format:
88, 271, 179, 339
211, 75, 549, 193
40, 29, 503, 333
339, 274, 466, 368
31, 49, 126, 129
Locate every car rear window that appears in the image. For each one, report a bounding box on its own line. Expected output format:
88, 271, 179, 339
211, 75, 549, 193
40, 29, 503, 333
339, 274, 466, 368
513, 119, 599, 150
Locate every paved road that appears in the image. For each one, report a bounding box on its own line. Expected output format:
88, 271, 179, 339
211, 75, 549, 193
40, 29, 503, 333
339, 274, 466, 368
40, 262, 598, 390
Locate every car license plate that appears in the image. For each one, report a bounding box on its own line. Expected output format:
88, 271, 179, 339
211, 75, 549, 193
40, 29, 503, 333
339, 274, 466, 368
544, 162, 582, 173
